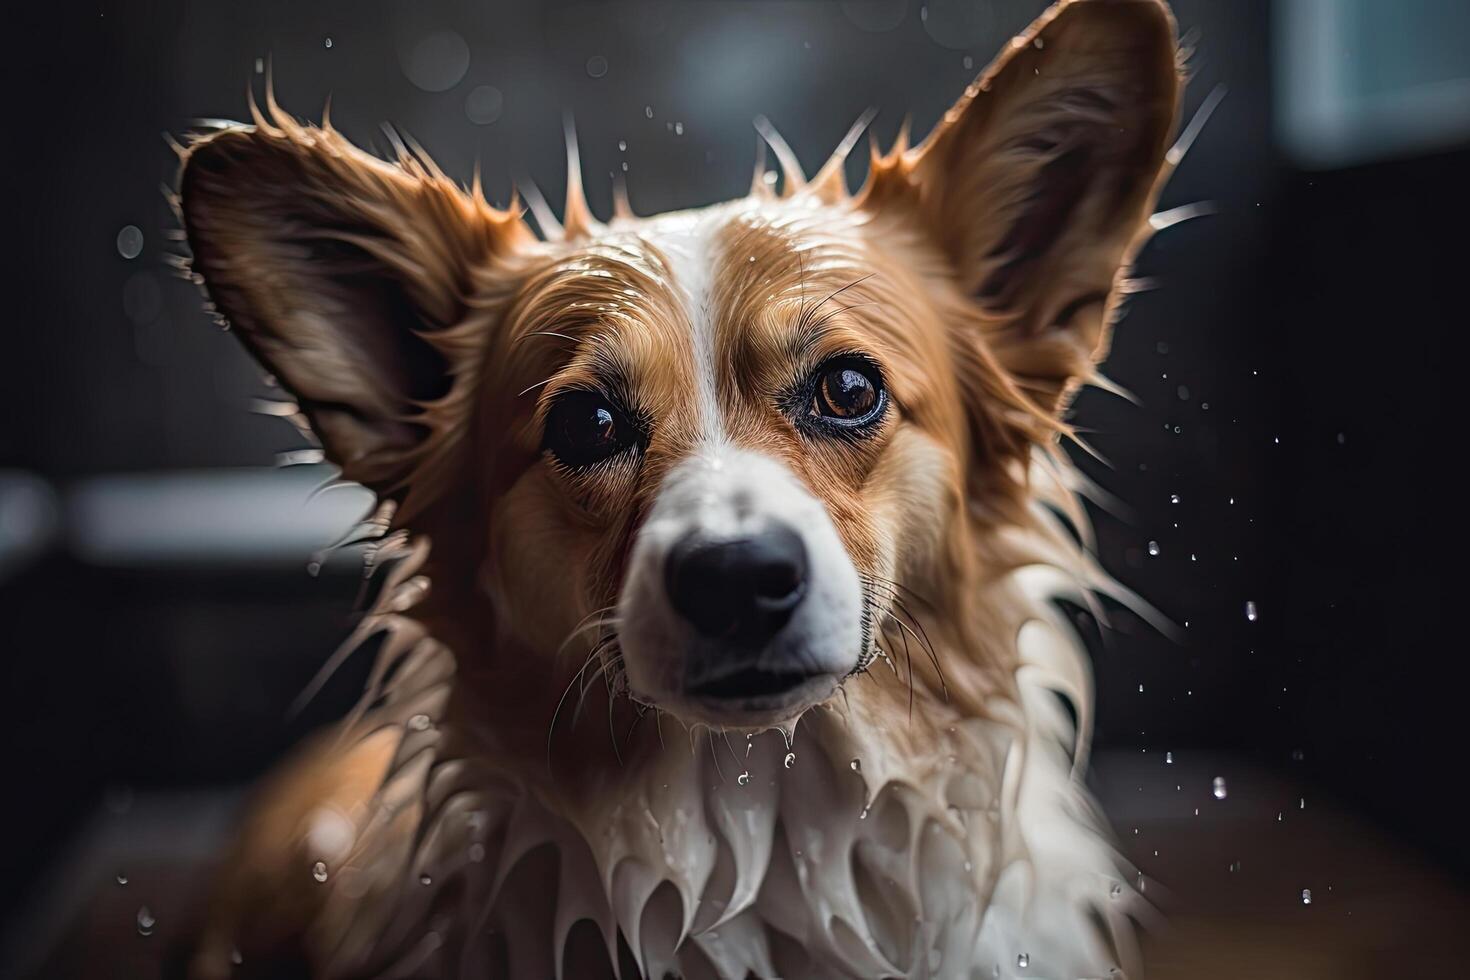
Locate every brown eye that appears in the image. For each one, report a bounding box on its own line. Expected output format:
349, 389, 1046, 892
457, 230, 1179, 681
811, 358, 886, 428
544, 390, 642, 469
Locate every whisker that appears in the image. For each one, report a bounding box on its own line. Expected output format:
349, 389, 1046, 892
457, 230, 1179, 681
546, 643, 610, 772
708, 730, 725, 781
797, 273, 876, 334
608, 676, 623, 767
571, 651, 621, 729
513, 329, 579, 347
806, 300, 883, 336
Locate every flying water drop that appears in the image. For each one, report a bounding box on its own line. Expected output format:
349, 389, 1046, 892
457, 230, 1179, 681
116, 225, 143, 259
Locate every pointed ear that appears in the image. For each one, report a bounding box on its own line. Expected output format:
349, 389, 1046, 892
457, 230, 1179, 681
868, 0, 1182, 413
178, 109, 531, 496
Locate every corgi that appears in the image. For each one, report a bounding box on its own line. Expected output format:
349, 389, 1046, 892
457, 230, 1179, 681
176, 1, 1184, 976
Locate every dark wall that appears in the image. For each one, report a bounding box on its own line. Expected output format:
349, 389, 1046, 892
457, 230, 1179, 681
3, 0, 1466, 922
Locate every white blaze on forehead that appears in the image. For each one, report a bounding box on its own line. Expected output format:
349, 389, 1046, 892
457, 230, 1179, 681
643, 208, 728, 444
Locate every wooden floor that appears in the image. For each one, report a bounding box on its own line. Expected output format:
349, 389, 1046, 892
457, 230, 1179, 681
1098, 751, 1469, 980
9, 752, 1467, 979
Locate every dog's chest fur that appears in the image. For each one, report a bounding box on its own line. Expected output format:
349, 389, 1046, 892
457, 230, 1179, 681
295, 525, 1137, 980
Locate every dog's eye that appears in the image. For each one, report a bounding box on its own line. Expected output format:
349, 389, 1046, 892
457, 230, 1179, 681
811, 358, 886, 428
544, 390, 641, 469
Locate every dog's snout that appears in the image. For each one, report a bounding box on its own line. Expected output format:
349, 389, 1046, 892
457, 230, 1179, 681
664, 524, 808, 645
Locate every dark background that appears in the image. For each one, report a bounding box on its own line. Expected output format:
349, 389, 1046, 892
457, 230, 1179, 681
3, 0, 1467, 971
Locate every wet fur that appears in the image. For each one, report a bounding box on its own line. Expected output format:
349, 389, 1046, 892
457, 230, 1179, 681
177, 2, 1185, 977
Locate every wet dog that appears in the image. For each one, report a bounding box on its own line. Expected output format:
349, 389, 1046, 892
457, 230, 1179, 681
178, 1, 1183, 975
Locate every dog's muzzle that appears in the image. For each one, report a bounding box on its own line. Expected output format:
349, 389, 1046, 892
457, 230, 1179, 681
666, 522, 820, 700
617, 448, 864, 726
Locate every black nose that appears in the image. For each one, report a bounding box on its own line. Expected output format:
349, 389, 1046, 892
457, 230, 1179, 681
665, 524, 808, 645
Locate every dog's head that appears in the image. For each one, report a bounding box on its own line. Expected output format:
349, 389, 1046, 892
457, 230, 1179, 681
180, 0, 1179, 732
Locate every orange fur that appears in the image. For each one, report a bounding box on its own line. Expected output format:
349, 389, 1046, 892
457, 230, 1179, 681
176, 2, 1183, 976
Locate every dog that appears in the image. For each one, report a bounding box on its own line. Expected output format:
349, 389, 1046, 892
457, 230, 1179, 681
176, 1, 1184, 976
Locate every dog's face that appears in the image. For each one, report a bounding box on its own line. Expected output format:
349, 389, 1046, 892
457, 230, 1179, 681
180, 0, 1179, 731
494, 200, 958, 727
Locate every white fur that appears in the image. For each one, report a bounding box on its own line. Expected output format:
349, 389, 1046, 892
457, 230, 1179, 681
617, 448, 866, 727
644, 210, 727, 444
291, 464, 1144, 980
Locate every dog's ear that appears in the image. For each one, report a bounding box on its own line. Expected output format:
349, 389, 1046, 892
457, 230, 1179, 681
178, 112, 532, 496
866, 0, 1181, 414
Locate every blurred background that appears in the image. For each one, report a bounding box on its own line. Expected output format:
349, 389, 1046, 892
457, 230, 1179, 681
3, 0, 1468, 976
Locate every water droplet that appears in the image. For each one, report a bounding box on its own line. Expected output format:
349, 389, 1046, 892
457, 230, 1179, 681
306, 560, 322, 577
644, 105, 654, 119
407, 713, 432, 731
673, 121, 684, 136
586, 55, 608, 78
254, 58, 264, 75
1137, 871, 1147, 892
963, 860, 972, 871
618, 139, 627, 151
116, 225, 143, 260
1170, 493, 1181, 504
1229, 860, 1241, 872
962, 55, 973, 69
420, 873, 433, 885
116, 872, 128, 885
859, 804, 871, 819
1110, 882, 1123, 898
136, 906, 156, 937
1245, 601, 1259, 622
1212, 776, 1228, 800
784, 751, 796, 768
465, 85, 504, 125
1016, 952, 1030, 969
850, 758, 862, 772
312, 860, 329, 883
1299, 797, 1306, 810
1301, 888, 1312, 905
1177, 384, 1191, 401
1147, 540, 1160, 557
231, 948, 243, 965
401, 31, 470, 91
323, 37, 333, 49
737, 770, 751, 786
1165, 751, 1174, 764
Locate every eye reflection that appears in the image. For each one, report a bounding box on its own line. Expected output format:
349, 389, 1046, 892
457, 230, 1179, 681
809, 356, 886, 429
544, 390, 641, 469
